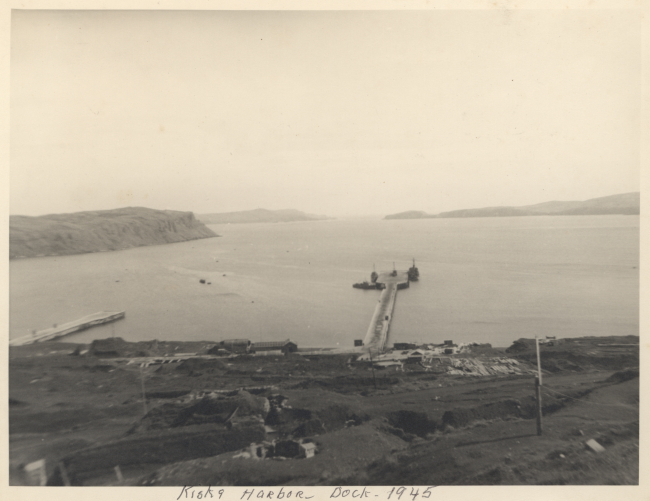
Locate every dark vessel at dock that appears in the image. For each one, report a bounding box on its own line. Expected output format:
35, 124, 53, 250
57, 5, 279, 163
408, 258, 420, 281
353, 261, 418, 290
354, 264, 383, 289
353, 281, 382, 290
370, 264, 378, 284
353, 261, 420, 289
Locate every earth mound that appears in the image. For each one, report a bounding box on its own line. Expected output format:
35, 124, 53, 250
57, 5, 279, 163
606, 369, 639, 383
129, 390, 270, 433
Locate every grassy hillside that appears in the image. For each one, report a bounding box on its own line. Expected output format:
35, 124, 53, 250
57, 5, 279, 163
198, 208, 332, 224
385, 192, 639, 219
10, 207, 218, 259
9, 335, 638, 485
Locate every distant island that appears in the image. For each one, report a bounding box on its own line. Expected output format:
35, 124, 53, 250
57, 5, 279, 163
385, 192, 640, 220
198, 208, 332, 224
10, 207, 218, 259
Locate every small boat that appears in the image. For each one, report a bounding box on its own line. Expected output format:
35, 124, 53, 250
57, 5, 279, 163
353, 281, 380, 290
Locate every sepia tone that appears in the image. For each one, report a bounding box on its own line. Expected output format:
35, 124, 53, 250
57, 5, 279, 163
6, 4, 644, 494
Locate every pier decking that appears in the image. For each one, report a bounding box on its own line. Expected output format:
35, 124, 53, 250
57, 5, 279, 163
9, 311, 126, 346
361, 271, 409, 353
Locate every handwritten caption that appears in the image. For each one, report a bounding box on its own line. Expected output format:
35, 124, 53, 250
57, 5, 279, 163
177, 485, 437, 501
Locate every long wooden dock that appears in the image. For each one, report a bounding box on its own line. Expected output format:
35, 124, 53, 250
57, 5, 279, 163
361, 271, 409, 353
9, 311, 125, 346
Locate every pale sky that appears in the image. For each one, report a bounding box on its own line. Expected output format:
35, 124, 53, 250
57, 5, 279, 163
10, 9, 641, 217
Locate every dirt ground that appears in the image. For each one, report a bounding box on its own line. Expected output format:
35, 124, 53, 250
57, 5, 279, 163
9, 336, 639, 486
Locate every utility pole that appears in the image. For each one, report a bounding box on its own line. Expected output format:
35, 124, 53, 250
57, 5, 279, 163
368, 350, 378, 390
139, 363, 148, 416
535, 335, 543, 436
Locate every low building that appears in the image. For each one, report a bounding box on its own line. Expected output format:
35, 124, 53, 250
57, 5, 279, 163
406, 351, 425, 364
394, 342, 418, 350
300, 442, 317, 459
251, 339, 298, 355
219, 339, 252, 354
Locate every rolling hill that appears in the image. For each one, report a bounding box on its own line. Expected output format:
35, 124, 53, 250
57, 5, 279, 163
385, 192, 640, 219
197, 208, 332, 224
10, 207, 218, 259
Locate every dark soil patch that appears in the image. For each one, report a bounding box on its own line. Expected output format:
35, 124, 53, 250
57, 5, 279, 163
266, 407, 312, 427
443, 399, 522, 428
316, 404, 368, 431
290, 376, 399, 394
175, 358, 226, 375
387, 410, 437, 437
10, 405, 137, 434
509, 338, 639, 373
605, 369, 639, 383
130, 390, 268, 433
144, 389, 191, 399
48, 423, 265, 485
89, 364, 116, 373
292, 418, 325, 438
89, 337, 130, 358
361, 442, 462, 485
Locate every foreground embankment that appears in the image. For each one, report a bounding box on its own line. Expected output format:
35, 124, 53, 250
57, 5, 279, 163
10, 207, 218, 259
9, 336, 638, 486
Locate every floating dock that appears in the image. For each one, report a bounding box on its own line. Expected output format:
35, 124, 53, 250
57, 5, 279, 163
9, 311, 126, 346
360, 270, 410, 353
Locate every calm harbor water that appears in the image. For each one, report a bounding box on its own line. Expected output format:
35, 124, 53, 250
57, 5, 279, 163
9, 216, 639, 348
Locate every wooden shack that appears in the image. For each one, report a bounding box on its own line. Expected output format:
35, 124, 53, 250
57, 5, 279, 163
251, 339, 298, 355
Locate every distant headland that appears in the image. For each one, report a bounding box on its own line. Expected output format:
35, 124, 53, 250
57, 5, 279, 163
10, 207, 218, 259
197, 208, 333, 224
384, 192, 639, 220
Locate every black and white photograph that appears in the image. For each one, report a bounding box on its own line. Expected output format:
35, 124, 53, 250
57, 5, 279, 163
5, 0, 645, 495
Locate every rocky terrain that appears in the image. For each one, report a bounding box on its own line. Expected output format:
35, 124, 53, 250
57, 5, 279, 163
9, 335, 638, 486
385, 192, 640, 219
10, 207, 218, 259
198, 208, 332, 224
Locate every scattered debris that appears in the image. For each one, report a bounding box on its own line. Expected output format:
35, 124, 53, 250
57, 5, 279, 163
387, 410, 437, 437
129, 390, 270, 433
300, 441, 317, 458
24, 459, 47, 486
234, 439, 318, 461
585, 439, 606, 453
359, 351, 532, 376
9, 335, 639, 486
